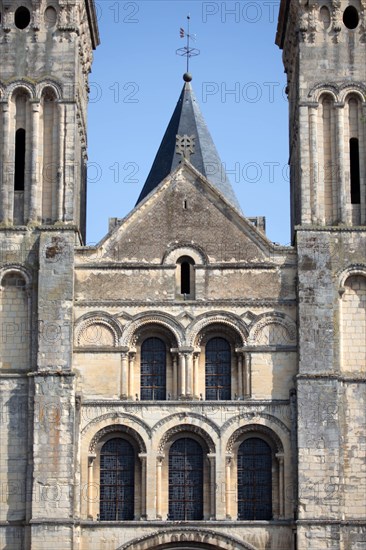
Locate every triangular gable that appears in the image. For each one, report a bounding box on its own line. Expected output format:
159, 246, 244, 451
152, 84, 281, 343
77, 162, 291, 264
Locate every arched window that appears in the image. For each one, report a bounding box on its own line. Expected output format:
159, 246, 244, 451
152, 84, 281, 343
14, 128, 26, 191
319, 95, 335, 223
140, 337, 166, 400
168, 438, 203, 520
41, 90, 59, 222
205, 337, 231, 400
0, 271, 29, 370
176, 256, 195, 299
181, 261, 190, 294
99, 438, 135, 521
237, 438, 272, 520
350, 138, 361, 204
341, 275, 366, 372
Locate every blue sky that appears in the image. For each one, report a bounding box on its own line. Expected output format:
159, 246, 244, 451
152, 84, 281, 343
87, 1, 290, 245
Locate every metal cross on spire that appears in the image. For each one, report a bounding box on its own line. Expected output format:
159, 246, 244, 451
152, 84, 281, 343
176, 15, 200, 81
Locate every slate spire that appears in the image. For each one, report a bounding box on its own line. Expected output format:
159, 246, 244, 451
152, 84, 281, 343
135, 79, 241, 211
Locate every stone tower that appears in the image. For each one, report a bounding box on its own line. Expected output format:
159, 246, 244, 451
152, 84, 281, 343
277, 1, 366, 548
0, 0, 99, 238
0, 2, 99, 549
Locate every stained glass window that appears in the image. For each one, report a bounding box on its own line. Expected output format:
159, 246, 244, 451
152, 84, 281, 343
237, 437, 272, 520
100, 438, 135, 521
205, 337, 231, 400
141, 337, 166, 400
168, 438, 203, 520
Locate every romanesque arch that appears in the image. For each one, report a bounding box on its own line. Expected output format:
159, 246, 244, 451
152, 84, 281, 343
116, 529, 258, 550
75, 311, 122, 348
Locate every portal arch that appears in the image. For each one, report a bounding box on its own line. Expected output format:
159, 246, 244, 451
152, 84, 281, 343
116, 528, 258, 550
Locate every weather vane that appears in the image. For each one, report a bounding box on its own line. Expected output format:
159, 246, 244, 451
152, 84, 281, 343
176, 15, 200, 80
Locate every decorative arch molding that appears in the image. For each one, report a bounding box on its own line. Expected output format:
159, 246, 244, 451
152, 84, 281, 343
222, 412, 290, 440
152, 412, 220, 438
225, 422, 285, 454
121, 312, 184, 348
308, 83, 339, 102
116, 528, 258, 550
81, 413, 152, 441
88, 422, 148, 454
75, 312, 122, 347
187, 312, 248, 347
0, 265, 32, 288
338, 264, 366, 295
248, 312, 296, 345
162, 242, 208, 265
339, 83, 366, 103
6, 80, 35, 101
158, 423, 216, 454
36, 79, 63, 100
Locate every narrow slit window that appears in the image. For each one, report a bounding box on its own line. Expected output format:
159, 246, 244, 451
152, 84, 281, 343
350, 138, 361, 204
181, 262, 190, 294
14, 128, 26, 191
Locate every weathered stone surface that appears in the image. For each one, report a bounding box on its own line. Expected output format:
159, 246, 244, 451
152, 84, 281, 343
0, 1, 365, 549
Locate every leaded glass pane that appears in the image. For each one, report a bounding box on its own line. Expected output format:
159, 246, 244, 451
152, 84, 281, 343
100, 438, 135, 521
205, 337, 231, 400
237, 437, 272, 520
168, 438, 203, 520
140, 337, 166, 400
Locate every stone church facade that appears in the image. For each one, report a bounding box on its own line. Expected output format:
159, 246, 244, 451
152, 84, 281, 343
0, 1, 365, 549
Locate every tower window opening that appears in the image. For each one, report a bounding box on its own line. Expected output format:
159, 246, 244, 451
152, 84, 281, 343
319, 6, 331, 30
181, 261, 190, 294
44, 6, 57, 28
343, 6, 359, 29
15, 7, 31, 29
350, 138, 361, 204
14, 129, 26, 191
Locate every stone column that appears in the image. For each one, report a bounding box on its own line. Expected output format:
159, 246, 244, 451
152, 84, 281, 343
207, 453, 216, 519
120, 348, 129, 399
237, 353, 243, 398
193, 352, 199, 398
309, 105, 319, 224
128, 351, 136, 399
336, 104, 347, 223
87, 454, 96, 519
1, 103, 11, 223
29, 101, 40, 223
276, 452, 285, 518
171, 351, 178, 399
139, 453, 147, 519
156, 455, 164, 519
186, 353, 193, 397
179, 353, 186, 397
244, 353, 251, 398
225, 455, 232, 519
